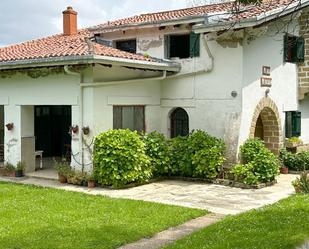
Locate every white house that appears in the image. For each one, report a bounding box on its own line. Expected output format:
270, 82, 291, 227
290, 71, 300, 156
0, 0, 309, 173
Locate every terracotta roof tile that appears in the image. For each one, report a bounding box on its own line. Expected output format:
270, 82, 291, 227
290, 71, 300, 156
91, 0, 298, 31
0, 29, 154, 63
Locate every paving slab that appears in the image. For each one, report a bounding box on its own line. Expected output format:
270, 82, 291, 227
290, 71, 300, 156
0, 174, 297, 215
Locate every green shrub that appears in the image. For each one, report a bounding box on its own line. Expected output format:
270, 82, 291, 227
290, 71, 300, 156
240, 138, 266, 164
230, 163, 258, 185
280, 149, 309, 171
169, 130, 225, 179
143, 131, 171, 176
238, 138, 280, 183
169, 136, 190, 176
93, 129, 152, 188
193, 147, 225, 179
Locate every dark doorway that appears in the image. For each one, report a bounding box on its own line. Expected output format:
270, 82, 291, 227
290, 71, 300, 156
170, 107, 189, 138
35, 106, 71, 157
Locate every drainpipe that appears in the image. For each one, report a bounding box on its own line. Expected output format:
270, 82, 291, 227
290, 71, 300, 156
64, 65, 84, 170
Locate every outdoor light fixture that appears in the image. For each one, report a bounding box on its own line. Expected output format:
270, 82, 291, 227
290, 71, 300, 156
82, 126, 90, 135
5, 123, 14, 131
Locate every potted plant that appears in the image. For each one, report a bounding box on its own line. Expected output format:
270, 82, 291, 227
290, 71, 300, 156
1, 163, 15, 177
66, 169, 75, 184
280, 165, 289, 174
286, 137, 303, 148
15, 161, 25, 177
87, 174, 96, 188
54, 159, 70, 183
292, 172, 309, 193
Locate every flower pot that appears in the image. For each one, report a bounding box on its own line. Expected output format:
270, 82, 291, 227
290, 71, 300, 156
294, 186, 302, 193
82, 180, 88, 187
15, 170, 23, 178
58, 174, 67, 184
280, 167, 289, 174
88, 180, 95, 188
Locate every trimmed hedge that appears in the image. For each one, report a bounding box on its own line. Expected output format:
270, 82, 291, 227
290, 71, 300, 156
93, 129, 152, 188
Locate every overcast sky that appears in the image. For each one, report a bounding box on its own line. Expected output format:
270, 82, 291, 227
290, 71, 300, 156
0, 0, 192, 47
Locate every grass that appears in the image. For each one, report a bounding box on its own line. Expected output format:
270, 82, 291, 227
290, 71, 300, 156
165, 195, 309, 249
0, 182, 207, 249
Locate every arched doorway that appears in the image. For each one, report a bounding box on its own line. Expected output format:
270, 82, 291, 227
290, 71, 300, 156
249, 97, 282, 154
170, 107, 189, 138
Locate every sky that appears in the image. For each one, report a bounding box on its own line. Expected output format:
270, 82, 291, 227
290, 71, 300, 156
0, 0, 192, 47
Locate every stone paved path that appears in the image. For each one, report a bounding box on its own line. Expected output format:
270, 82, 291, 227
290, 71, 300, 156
118, 213, 225, 249
0, 174, 297, 215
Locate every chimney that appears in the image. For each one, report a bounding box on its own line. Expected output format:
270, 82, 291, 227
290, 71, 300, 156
63, 6, 77, 36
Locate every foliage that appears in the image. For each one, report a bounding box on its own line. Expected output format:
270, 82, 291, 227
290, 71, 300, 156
4, 163, 15, 172
165, 195, 309, 249
54, 159, 71, 176
93, 129, 152, 188
236, 138, 280, 184
287, 137, 303, 144
230, 164, 258, 185
0, 182, 206, 249
16, 161, 26, 171
168, 130, 225, 179
68, 171, 87, 185
280, 149, 309, 171
240, 138, 266, 164
292, 172, 309, 193
143, 131, 171, 176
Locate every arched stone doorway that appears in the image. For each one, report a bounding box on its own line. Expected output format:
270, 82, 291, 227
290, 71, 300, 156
249, 97, 282, 154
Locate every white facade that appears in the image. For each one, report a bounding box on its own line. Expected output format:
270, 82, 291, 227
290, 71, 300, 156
0, 10, 307, 171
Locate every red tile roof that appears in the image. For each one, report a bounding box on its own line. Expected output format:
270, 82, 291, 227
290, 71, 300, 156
0, 0, 300, 65
91, 0, 297, 31
0, 29, 154, 63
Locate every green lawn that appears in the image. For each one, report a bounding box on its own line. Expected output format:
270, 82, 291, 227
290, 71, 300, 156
165, 195, 309, 249
0, 182, 207, 249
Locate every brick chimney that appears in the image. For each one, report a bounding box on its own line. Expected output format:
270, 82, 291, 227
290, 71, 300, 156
63, 7, 77, 36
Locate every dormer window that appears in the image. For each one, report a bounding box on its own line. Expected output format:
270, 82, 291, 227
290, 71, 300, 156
115, 39, 137, 53
165, 32, 200, 59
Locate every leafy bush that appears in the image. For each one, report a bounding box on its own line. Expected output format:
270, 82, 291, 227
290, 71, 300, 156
93, 129, 152, 188
169, 130, 225, 179
236, 138, 280, 184
54, 159, 71, 176
240, 138, 266, 164
230, 163, 258, 185
280, 149, 309, 171
292, 172, 309, 193
143, 131, 171, 176
287, 137, 303, 143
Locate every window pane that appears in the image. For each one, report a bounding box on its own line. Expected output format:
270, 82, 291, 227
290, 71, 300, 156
113, 106, 122, 129
134, 107, 145, 132
122, 107, 135, 131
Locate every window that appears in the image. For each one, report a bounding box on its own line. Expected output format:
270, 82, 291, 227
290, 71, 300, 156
170, 108, 189, 138
284, 34, 304, 63
285, 111, 301, 138
165, 32, 200, 59
113, 106, 145, 132
115, 39, 137, 53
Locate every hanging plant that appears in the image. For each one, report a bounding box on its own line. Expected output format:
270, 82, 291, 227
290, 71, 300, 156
6, 123, 14, 131
69, 125, 79, 134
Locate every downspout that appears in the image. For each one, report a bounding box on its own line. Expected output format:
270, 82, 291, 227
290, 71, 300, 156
64, 65, 84, 170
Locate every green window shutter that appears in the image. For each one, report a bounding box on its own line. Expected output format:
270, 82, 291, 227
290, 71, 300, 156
283, 34, 288, 62
292, 111, 301, 137
165, 35, 171, 59
285, 111, 292, 138
189, 32, 200, 58
296, 37, 305, 63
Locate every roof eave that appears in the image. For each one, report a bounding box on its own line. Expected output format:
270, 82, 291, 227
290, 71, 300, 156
0, 55, 181, 72
90, 16, 207, 34
193, 0, 309, 33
